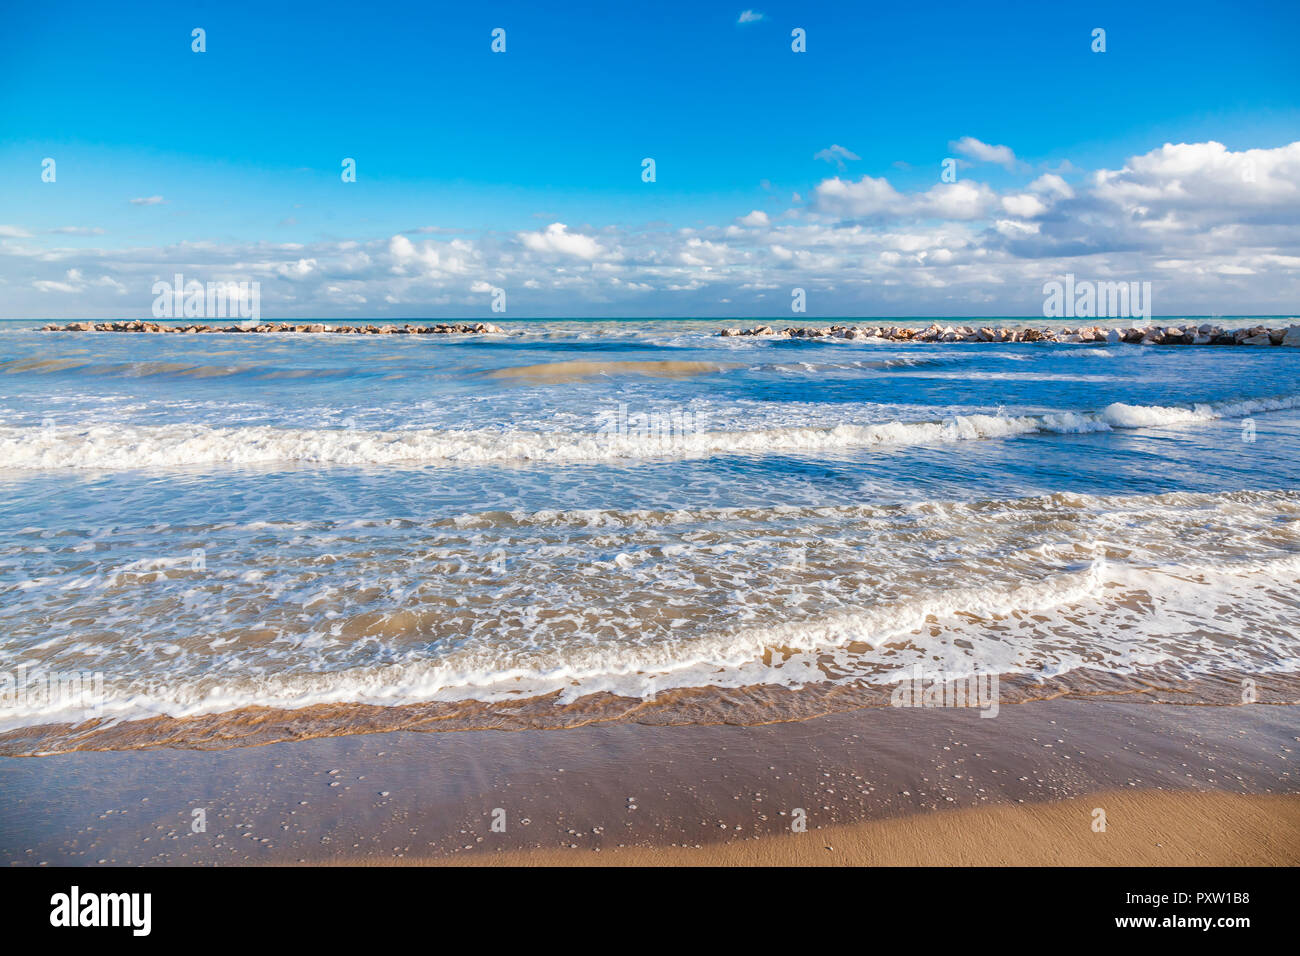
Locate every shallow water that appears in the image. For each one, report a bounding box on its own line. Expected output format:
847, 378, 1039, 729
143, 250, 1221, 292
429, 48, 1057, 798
1, 318, 1297, 752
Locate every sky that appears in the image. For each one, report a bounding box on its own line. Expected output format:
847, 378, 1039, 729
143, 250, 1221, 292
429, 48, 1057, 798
1, 0, 1298, 318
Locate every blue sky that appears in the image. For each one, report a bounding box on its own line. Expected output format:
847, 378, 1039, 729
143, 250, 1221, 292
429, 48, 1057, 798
2, 0, 1298, 317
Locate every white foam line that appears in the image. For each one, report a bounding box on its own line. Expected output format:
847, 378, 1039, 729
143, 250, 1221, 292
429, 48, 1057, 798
0, 394, 1296, 470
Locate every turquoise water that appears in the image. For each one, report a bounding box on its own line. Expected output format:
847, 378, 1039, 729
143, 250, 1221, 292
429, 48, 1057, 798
1, 318, 1298, 748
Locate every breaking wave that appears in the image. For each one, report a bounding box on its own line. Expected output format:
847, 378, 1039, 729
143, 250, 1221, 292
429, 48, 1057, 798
2, 393, 1296, 470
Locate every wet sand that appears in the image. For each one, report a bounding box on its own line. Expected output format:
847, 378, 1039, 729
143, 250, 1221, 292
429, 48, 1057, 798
1, 699, 1295, 866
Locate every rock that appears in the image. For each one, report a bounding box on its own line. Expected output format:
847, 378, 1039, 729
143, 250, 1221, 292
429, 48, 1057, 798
703, 323, 1299, 347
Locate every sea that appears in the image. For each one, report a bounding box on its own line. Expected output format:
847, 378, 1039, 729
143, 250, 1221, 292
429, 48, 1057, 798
1, 316, 1297, 753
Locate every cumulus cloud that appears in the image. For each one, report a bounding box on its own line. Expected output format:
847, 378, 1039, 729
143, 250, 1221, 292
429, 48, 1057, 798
814, 176, 997, 221
949, 136, 1020, 171
1027, 173, 1074, 200
813, 175, 906, 218
915, 181, 999, 220
518, 222, 604, 259
737, 10, 764, 23
277, 258, 318, 279
1091, 140, 1300, 222
389, 234, 477, 275
1000, 193, 1048, 218
2, 140, 1298, 318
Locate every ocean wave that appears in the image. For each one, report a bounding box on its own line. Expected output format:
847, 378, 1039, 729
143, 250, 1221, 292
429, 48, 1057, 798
5, 541, 1299, 732
2, 487, 1297, 738
1, 392, 1296, 470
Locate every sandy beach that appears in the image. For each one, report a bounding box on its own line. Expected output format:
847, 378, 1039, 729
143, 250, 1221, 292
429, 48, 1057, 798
452, 791, 1300, 867
2, 698, 1295, 866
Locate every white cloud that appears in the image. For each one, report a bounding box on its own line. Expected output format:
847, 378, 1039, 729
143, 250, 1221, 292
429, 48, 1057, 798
815, 176, 996, 221
33, 280, 80, 294
3, 140, 1299, 318
33, 268, 86, 293
1000, 193, 1048, 218
389, 235, 477, 275
277, 258, 318, 279
1091, 140, 1300, 219
813, 144, 861, 170
518, 222, 604, 260
915, 181, 998, 220
813, 175, 905, 217
129, 196, 166, 206
1027, 173, 1074, 199
737, 10, 764, 24
0, 225, 32, 238
949, 136, 1020, 171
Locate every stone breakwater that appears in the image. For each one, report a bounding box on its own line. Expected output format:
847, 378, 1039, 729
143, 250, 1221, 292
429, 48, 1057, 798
39, 321, 504, 335
720, 323, 1300, 346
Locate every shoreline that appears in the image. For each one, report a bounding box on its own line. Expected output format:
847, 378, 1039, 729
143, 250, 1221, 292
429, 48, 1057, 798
2, 698, 1295, 866
5, 667, 1298, 757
